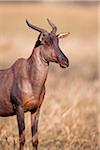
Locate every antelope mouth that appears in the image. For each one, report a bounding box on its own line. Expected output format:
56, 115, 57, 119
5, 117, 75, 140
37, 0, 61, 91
59, 60, 69, 68
60, 63, 69, 68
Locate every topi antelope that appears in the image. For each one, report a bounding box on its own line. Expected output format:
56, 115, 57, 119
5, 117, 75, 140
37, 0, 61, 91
0, 19, 70, 150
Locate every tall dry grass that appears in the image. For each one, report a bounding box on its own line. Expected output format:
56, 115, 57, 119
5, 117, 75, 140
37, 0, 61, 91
0, 2, 99, 150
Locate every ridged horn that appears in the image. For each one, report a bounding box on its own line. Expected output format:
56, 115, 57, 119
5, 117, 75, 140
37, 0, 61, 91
47, 18, 57, 34
26, 19, 48, 34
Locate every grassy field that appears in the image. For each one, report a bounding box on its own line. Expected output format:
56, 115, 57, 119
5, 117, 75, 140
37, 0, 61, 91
0, 2, 99, 150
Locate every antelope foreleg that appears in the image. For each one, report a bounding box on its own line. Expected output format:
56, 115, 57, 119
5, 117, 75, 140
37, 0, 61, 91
31, 109, 40, 150
16, 105, 25, 150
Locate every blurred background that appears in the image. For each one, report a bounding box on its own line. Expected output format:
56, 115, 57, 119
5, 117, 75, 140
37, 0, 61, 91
0, 0, 99, 150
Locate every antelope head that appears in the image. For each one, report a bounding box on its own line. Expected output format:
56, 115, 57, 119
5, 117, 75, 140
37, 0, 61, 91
26, 19, 70, 68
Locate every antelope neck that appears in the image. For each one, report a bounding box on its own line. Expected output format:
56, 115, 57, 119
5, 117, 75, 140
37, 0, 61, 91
27, 46, 49, 98
28, 45, 49, 67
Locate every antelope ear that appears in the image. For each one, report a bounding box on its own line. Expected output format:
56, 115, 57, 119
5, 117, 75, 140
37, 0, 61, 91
57, 32, 70, 39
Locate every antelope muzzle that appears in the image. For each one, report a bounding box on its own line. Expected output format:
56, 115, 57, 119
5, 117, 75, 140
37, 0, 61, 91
57, 49, 69, 68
